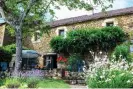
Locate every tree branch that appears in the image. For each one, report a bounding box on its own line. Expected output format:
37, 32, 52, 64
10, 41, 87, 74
18, 0, 35, 30
44, 0, 53, 13
0, 6, 16, 28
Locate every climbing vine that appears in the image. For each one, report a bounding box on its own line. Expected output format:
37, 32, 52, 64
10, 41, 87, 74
50, 26, 127, 54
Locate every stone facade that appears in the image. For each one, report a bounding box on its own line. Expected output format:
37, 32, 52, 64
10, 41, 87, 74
24, 14, 133, 54
0, 24, 5, 46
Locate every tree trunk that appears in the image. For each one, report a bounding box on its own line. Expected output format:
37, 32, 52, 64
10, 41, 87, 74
14, 27, 22, 77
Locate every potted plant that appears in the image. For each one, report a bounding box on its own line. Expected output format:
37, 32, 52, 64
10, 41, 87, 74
57, 56, 67, 69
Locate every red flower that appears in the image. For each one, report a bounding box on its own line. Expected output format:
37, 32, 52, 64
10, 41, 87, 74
57, 56, 67, 62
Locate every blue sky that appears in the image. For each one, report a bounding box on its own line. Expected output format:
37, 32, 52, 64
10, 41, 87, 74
54, 0, 133, 20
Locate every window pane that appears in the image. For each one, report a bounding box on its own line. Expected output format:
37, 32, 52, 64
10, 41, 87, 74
59, 30, 65, 37
34, 32, 40, 41
106, 22, 114, 27
0, 13, 2, 18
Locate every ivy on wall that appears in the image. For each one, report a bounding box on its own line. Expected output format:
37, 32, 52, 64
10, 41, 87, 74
50, 26, 128, 54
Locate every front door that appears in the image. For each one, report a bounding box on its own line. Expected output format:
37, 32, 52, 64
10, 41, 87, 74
44, 55, 57, 70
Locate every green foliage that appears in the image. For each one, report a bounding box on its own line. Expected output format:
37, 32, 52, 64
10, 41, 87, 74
50, 36, 67, 53
67, 54, 83, 72
0, 47, 12, 62
50, 26, 127, 53
87, 69, 133, 88
26, 77, 40, 88
5, 78, 20, 88
0, 79, 5, 87
1, 78, 70, 88
112, 43, 131, 62
3, 0, 113, 37
0, 44, 29, 62
37, 79, 70, 88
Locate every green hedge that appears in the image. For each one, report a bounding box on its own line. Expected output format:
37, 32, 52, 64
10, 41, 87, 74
0, 44, 29, 62
50, 26, 127, 53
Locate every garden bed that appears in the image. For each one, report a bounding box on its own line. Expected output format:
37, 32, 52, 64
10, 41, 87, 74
0, 78, 70, 88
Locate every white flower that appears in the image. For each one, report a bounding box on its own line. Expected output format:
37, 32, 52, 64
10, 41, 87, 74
100, 76, 104, 79
105, 78, 111, 82
120, 73, 125, 76
127, 80, 131, 83
99, 51, 102, 54
112, 75, 115, 78
131, 72, 133, 75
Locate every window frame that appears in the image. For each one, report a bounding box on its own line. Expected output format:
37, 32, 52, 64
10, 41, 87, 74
56, 27, 67, 38
106, 21, 114, 27
31, 30, 41, 43
59, 29, 65, 37
102, 18, 118, 27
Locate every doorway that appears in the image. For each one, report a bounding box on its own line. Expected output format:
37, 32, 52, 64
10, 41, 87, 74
43, 54, 57, 70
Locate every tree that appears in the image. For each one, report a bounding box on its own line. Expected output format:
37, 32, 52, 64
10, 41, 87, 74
0, 0, 113, 76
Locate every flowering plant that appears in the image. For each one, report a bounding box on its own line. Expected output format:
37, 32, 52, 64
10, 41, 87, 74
57, 56, 67, 63
86, 53, 133, 88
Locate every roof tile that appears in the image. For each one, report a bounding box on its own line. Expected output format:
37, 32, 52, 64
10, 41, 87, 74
49, 7, 133, 28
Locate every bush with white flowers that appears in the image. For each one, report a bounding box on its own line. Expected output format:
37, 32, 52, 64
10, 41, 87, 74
86, 54, 133, 88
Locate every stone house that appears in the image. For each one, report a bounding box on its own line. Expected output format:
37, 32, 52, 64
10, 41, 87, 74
1, 7, 133, 69
23, 6, 133, 69
0, 18, 6, 46
0, 18, 15, 47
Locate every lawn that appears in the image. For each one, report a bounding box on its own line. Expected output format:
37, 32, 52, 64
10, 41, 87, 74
0, 77, 70, 88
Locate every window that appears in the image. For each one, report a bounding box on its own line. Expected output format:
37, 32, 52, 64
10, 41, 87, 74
34, 32, 40, 41
0, 13, 2, 18
106, 22, 114, 27
59, 29, 65, 37
102, 18, 118, 27
22, 58, 37, 70
32, 31, 41, 43
56, 27, 67, 38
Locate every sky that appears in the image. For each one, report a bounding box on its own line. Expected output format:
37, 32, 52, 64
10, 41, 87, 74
54, 0, 133, 20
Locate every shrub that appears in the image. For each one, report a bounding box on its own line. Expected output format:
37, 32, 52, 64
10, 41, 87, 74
67, 54, 84, 72
0, 44, 29, 62
87, 69, 133, 88
111, 43, 132, 62
1, 77, 70, 88
5, 78, 20, 88
50, 36, 67, 53
26, 77, 40, 88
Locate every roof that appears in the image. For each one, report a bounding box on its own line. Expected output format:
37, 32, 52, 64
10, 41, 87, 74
49, 7, 133, 28
0, 18, 5, 24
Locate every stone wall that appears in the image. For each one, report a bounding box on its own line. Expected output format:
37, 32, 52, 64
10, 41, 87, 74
24, 14, 133, 54
0, 24, 5, 46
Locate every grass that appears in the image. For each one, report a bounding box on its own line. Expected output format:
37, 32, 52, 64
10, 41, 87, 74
0, 77, 70, 88
37, 79, 70, 88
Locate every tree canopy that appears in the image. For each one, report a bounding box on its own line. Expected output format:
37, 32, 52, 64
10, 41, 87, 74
1, 0, 114, 36
0, 0, 114, 75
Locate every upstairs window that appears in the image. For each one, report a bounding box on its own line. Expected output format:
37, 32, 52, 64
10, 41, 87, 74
0, 14, 2, 18
34, 32, 41, 41
59, 29, 65, 37
102, 18, 118, 27
32, 30, 41, 43
106, 22, 114, 27
56, 27, 67, 38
